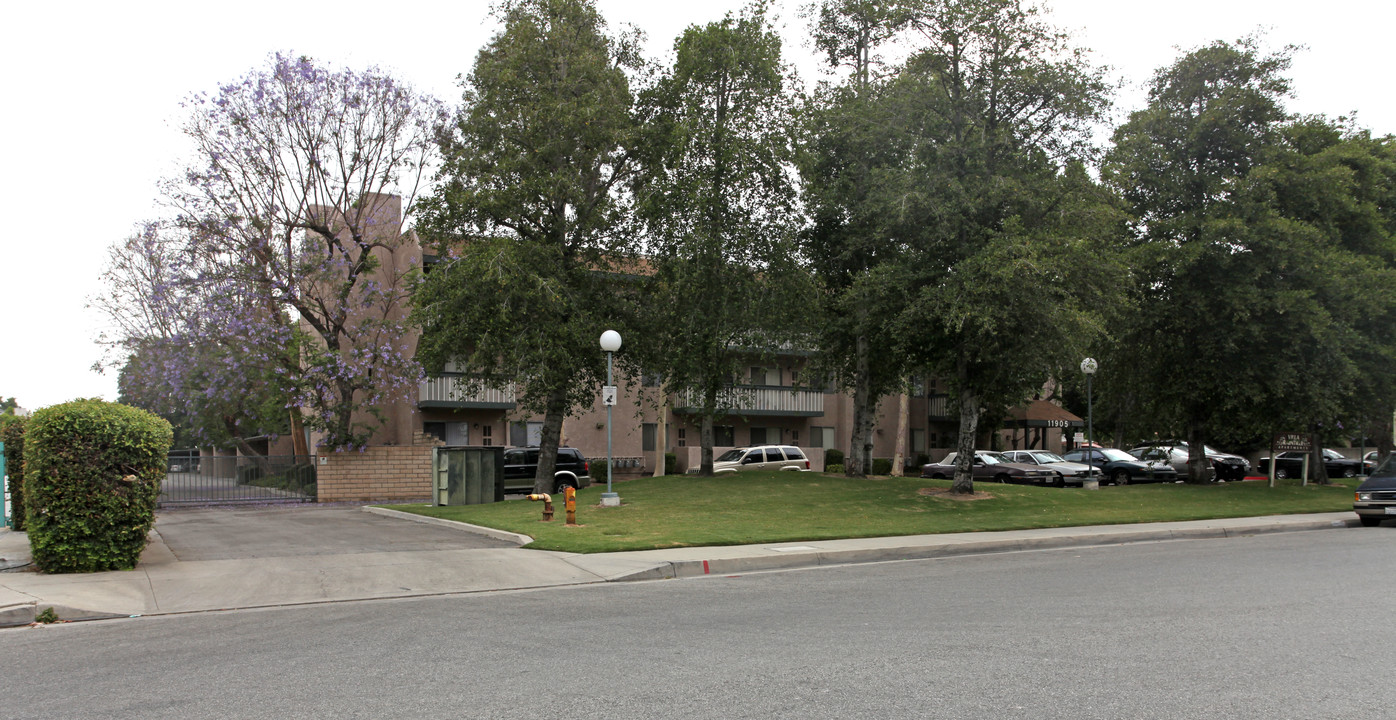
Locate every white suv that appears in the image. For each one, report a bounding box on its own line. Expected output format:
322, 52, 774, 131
712, 445, 811, 473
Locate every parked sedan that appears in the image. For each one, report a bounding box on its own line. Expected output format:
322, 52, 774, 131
1062, 447, 1179, 485
1354, 455, 1396, 526
920, 451, 1063, 486
1127, 446, 1216, 482
1257, 448, 1369, 480
1000, 450, 1095, 487
1129, 442, 1248, 480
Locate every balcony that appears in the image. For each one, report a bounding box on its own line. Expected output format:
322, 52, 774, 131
674, 385, 825, 417
419, 375, 516, 410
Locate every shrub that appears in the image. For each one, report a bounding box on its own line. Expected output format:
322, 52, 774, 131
23, 400, 172, 573
825, 463, 845, 474
824, 449, 844, 467
590, 459, 609, 484
664, 452, 677, 475
872, 458, 893, 475
1, 415, 27, 531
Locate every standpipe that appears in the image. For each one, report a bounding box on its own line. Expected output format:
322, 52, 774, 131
565, 486, 577, 526
526, 494, 554, 522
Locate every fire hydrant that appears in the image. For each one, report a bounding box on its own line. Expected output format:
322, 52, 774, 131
564, 486, 577, 526
526, 493, 554, 521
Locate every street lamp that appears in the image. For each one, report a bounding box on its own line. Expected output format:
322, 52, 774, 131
600, 330, 622, 507
1081, 357, 1098, 486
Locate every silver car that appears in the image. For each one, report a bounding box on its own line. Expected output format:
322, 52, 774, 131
1000, 450, 1095, 487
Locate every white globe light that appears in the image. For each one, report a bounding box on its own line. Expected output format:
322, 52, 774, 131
600, 329, 622, 352
1080, 357, 1098, 375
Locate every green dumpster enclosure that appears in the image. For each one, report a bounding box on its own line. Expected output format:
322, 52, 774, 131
433, 446, 505, 506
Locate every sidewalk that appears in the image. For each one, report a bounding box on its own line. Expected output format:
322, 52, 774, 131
0, 510, 1359, 627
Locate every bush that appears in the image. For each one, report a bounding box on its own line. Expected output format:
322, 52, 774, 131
23, 400, 171, 573
1, 415, 27, 531
664, 452, 677, 475
872, 458, 893, 475
590, 459, 609, 483
825, 463, 845, 474
824, 449, 844, 467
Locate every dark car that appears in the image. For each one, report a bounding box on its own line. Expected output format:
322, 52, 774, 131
1258, 448, 1370, 480
1129, 442, 1249, 481
502, 446, 592, 494
1354, 455, 1396, 526
920, 451, 1063, 486
1062, 447, 1178, 485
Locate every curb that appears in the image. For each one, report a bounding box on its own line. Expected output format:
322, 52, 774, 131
596, 515, 1361, 582
362, 506, 534, 546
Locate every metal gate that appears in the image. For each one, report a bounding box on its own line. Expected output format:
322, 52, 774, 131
160, 453, 316, 507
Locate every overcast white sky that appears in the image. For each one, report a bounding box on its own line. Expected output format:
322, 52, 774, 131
2, 0, 1392, 412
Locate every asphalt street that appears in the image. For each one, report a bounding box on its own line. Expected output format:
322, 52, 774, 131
3, 527, 1393, 719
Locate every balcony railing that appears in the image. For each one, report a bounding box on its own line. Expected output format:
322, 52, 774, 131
675, 385, 825, 417
419, 376, 516, 409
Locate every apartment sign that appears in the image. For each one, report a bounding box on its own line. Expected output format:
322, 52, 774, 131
1273, 433, 1310, 452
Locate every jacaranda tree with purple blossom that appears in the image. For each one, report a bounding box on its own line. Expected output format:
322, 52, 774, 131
95, 222, 295, 458
153, 54, 446, 451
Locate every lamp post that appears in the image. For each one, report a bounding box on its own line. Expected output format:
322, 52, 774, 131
1081, 357, 1098, 487
600, 330, 622, 507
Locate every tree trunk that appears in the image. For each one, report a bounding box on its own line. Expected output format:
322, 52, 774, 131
654, 401, 668, 478
533, 389, 568, 495
699, 384, 718, 476
700, 414, 715, 477
891, 388, 909, 477
1378, 411, 1394, 465
951, 386, 979, 494
289, 408, 309, 460
1309, 432, 1331, 485
1184, 422, 1210, 484
847, 334, 874, 478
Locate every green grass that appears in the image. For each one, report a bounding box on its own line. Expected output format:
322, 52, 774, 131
381, 472, 1359, 553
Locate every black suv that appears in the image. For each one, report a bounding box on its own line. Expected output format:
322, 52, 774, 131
502, 447, 592, 494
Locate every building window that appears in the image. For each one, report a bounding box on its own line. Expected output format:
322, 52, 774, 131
643, 423, 657, 452
678, 428, 686, 447
642, 370, 664, 388
715, 425, 735, 447
750, 427, 768, 445
749, 366, 779, 386
482, 425, 493, 446
910, 429, 925, 453
510, 421, 543, 446
811, 426, 836, 450
423, 422, 446, 443
792, 430, 800, 446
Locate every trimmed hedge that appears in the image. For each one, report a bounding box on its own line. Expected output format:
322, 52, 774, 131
824, 449, 844, 467
1, 416, 26, 531
872, 458, 893, 475
23, 400, 172, 573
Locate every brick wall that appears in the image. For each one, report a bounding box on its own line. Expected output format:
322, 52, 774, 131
316, 432, 441, 502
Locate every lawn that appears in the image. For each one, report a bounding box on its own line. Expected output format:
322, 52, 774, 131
382, 472, 1359, 553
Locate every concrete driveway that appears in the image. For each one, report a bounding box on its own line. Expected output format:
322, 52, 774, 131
153, 504, 515, 561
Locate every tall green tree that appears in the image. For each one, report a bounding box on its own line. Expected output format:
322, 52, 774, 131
1103, 38, 1372, 482
1251, 119, 1396, 464
798, 0, 915, 477
634, 3, 813, 476
892, 0, 1117, 494
413, 0, 641, 493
